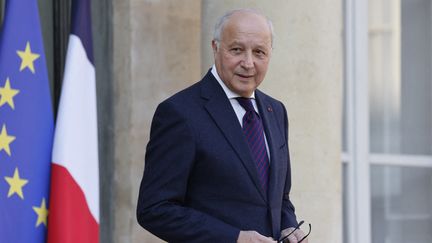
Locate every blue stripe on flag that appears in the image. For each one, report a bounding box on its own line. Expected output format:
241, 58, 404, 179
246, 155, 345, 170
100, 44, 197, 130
71, 0, 94, 64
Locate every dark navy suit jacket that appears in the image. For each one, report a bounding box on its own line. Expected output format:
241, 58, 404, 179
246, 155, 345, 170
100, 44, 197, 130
137, 71, 298, 242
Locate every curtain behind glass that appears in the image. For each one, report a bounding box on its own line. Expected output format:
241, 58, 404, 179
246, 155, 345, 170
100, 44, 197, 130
369, 0, 432, 155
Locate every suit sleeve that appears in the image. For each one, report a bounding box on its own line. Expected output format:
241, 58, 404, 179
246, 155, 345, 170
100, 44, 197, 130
136, 100, 240, 243
279, 102, 299, 229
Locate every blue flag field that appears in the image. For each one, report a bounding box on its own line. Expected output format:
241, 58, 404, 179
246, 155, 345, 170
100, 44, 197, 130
0, 0, 54, 242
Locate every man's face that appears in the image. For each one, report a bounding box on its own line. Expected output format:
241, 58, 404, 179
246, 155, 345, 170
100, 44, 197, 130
212, 12, 272, 97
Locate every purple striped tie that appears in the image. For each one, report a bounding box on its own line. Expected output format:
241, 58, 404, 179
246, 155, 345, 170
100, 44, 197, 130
236, 97, 269, 192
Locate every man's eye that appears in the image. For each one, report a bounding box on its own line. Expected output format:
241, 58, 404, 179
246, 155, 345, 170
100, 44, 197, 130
254, 50, 266, 57
230, 48, 242, 54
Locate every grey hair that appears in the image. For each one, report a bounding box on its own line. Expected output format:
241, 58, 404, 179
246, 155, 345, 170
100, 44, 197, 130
213, 8, 274, 47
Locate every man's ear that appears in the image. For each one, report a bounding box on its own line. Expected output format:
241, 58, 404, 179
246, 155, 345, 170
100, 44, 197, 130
211, 40, 218, 54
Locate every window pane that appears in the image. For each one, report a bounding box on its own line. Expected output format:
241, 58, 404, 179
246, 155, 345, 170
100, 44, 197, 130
371, 165, 432, 243
342, 164, 349, 243
400, 0, 432, 155
369, 0, 432, 155
342, 67, 348, 152
369, 0, 402, 154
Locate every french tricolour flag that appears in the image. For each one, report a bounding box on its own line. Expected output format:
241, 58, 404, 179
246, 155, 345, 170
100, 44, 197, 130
48, 0, 99, 242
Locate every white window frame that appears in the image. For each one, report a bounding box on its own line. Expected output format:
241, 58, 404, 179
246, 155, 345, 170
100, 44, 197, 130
344, 0, 371, 242
343, 1, 432, 243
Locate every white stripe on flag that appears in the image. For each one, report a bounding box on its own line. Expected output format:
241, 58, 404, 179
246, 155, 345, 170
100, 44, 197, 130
52, 34, 99, 222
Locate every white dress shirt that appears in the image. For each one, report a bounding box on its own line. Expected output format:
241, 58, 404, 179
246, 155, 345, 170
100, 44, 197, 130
211, 65, 271, 159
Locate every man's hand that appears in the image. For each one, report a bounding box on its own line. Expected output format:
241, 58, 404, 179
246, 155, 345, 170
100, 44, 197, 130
280, 227, 309, 243
237, 230, 277, 243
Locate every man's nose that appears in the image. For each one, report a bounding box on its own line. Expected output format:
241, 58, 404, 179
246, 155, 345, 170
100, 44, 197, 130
241, 51, 254, 69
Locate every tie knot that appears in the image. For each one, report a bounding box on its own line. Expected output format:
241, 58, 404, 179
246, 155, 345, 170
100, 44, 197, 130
236, 97, 255, 112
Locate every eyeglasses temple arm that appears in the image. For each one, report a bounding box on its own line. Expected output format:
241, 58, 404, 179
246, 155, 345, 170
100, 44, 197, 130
278, 220, 305, 243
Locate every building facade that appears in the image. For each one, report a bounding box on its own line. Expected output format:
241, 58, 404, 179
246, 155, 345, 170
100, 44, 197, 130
2, 0, 431, 242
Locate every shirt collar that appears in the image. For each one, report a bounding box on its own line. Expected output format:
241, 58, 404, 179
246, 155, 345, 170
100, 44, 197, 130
211, 65, 255, 99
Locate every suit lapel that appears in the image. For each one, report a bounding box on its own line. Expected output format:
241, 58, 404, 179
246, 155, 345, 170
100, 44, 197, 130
255, 91, 286, 208
201, 73, 267, 202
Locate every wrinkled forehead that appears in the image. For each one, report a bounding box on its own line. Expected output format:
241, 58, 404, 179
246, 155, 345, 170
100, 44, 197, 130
224, 12, 271, 35
221, 13, 272, 46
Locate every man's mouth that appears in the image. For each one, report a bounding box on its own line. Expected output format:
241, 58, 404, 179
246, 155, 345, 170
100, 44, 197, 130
236, 74, 254, 78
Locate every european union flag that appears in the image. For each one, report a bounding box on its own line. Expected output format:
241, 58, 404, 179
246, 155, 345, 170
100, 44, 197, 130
0, 0, 54, 242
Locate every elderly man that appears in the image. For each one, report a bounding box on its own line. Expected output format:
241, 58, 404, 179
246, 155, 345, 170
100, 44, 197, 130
137, 9, 308, 243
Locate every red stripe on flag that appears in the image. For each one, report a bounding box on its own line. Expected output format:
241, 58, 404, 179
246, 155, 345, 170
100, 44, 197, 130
48, 163, 99, 243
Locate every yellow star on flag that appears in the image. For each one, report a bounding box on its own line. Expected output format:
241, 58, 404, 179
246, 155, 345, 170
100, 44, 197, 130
33, 198, 48, 227
4, 167, 28, 199
16, 41, 40, 73
0, 124, 16, 156
0, 78, 20, 109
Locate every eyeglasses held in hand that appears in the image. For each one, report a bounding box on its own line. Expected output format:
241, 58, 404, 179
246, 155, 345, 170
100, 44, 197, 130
278, 220, 311, 243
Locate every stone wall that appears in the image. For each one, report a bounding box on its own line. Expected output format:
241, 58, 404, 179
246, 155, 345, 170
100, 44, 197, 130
112, 1, 342, 242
